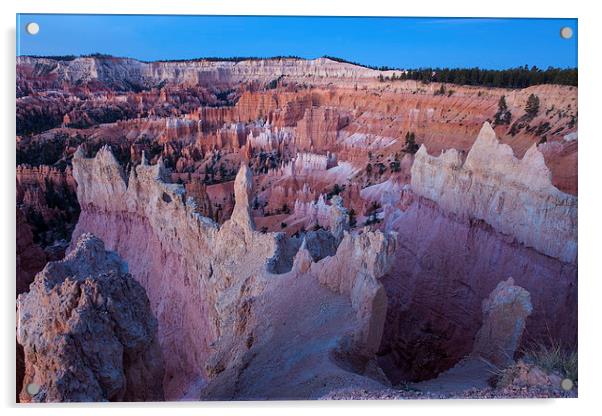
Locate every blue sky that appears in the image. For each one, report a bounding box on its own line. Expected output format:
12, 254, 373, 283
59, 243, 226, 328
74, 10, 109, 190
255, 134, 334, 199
17, 15, 577, 69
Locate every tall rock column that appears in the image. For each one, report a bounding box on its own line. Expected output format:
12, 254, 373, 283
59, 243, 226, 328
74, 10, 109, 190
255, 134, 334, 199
230, 163, 255, 231
329, 195, 350, 243
471, 278, 533, 367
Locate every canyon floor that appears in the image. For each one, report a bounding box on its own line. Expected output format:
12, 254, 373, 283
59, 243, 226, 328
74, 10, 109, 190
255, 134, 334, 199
16, 56, 577, 402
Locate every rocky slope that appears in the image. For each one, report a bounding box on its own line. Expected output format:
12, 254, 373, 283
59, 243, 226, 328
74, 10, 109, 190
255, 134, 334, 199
376, 124, 577, 383
16, 234, 164, 402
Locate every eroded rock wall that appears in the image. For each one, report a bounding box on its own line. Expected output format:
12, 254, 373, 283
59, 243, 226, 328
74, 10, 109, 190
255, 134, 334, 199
411, 122, 577, 263
378, 124, 577, 383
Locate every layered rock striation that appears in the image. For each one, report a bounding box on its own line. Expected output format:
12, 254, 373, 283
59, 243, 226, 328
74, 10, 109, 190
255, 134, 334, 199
17, 56, 386, 90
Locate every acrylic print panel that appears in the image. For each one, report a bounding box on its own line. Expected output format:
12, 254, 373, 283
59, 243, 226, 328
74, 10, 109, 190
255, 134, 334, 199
15, 14, 578, 402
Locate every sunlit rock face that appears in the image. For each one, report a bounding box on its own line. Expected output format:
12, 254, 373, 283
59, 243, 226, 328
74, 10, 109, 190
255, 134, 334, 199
16, 234, 164, 402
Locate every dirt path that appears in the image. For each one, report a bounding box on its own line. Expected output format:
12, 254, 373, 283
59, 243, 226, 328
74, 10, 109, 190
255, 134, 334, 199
412, 357, 495, 394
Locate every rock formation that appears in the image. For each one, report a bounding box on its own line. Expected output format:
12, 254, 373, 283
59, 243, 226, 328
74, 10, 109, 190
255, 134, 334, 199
378, 124, 577, 384
16, 164, 79, 249
411, 122, 577, 263
17, 56, 387, 90
329, 195, 350, 242
410, 279, 532, 395
16, 56, 578, 256
16, 234, 164, 402
471, 278, 533, 367
70, 146, 396, 399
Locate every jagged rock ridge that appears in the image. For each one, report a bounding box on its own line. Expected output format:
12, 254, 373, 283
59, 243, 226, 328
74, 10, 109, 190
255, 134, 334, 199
411, 122, 577, 263
70, 145, 396, 399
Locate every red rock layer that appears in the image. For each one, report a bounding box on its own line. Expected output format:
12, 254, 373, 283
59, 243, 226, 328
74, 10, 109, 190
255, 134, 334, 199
16, 164, 79, 248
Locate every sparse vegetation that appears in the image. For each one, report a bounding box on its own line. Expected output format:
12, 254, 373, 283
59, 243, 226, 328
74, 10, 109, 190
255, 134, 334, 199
380, 66, 577, 87
266, 75, 285, 89
326, 183, 344, 200
522, 341, 578, 382
364, 201, 382, 226
323, 55, 393, 71
348, 209, 357, 227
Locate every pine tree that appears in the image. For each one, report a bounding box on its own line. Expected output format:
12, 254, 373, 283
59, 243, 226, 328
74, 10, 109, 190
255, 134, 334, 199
404, 132, 419, 154
525, 94, 540, 119
494, 95, 512, 125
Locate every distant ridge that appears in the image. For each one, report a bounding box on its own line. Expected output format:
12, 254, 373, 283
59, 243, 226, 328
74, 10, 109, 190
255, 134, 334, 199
19, 54, 577, 87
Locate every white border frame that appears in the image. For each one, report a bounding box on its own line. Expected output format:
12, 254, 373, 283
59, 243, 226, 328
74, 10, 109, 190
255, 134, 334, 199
2, 1, 600, 415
